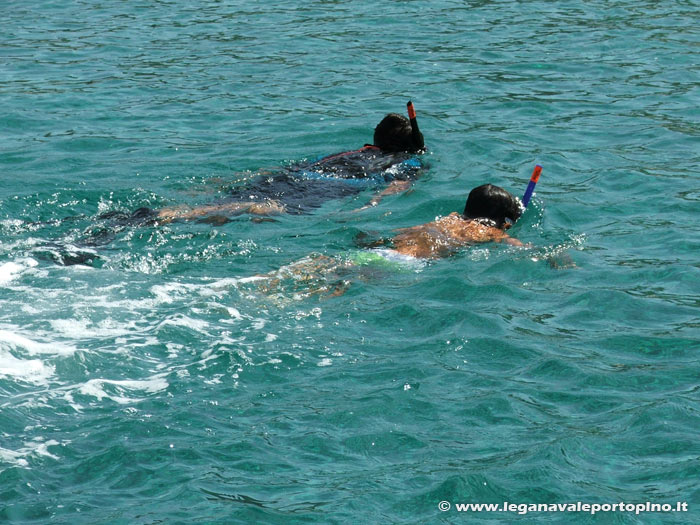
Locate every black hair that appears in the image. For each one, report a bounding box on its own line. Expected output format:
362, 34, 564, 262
463, 184, 523, 229
373, 113, 424, 153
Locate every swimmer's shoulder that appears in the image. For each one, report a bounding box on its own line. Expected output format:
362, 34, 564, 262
436, 213, 509, 243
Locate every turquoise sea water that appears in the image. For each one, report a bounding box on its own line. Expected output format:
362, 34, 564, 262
1, 1, 699, 523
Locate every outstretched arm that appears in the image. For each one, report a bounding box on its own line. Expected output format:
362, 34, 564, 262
500, 236, 525, 247
354, 180, 413, 211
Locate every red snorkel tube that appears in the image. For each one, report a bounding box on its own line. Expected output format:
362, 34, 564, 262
522, 165, 542, 208
406, 101, 425, 151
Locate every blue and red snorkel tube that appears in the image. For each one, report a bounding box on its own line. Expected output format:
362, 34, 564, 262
406, 100, 425, 151
522, 164, 542, 208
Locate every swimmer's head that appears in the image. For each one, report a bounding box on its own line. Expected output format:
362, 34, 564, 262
374, 113, 424, 153
463, 184, 523, 229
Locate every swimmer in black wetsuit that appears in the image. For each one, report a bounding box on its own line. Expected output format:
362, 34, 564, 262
157, 110, 426, 222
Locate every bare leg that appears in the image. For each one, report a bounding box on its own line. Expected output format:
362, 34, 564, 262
248, 200, 286, 215
157, 199, 285, 222
256, 254, 354, 299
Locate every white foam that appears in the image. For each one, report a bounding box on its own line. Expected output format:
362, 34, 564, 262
20, 304, 41, 315
0, 262, 23, 285
0, 258, 38, 286
0, 446, 29, 467
158, 314, 210, 333
0, 349, 54, 385
29, 439, 60, 460
150, 282, 200, 304
226, 306, 242, 320
77, 375, 169, 405
63, 391, 82, 412
48, 317, 138, 341
0, 438, 62, 470
0, 329, 77, 356
0, 218, 25, 229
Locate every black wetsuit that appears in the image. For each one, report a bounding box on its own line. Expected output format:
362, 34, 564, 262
226, 145, 422, 214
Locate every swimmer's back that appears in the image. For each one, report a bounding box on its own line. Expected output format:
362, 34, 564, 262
227, 147, 423, 214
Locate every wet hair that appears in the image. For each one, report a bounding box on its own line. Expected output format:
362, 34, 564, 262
463, 184, 523, 229
373, 113, 424, 153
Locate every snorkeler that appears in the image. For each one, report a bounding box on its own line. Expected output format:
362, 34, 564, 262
43, 104, 426, 265
383, 183, 524, 258
157, 104, 426, 222
254, 183, 527, 298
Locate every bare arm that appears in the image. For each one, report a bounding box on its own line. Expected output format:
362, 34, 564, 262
501, 236, 525, 247
354, 180, 412, 212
